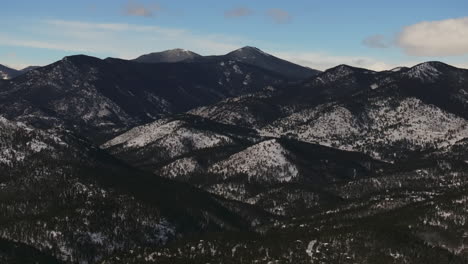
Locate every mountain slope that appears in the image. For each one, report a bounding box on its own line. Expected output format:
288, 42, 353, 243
102, 61, 468, 215
188, 64, 390, 129
224, 46, 321, 80
262, 96, 468, 161
103, 114, 386, 216
0, 115, 273, 263
185, 46, 321, 80
259, 62, 468, 161
102, 123, 468, 263
0, 55, 286, 143
183, 62, 468, 162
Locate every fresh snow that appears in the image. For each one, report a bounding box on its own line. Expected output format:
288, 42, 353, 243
391, 67, 403, 72
404, 62, 441, 82
102, 119, 234, 159
158, 157, 202, 178
209, 139, 299, 182
261, 97, 468, 160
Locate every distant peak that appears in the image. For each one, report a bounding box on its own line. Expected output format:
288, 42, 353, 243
411, 61, 445, 71
403, 61, 451, 82
62, 54, 100, 61
333, 64, 354, 69
163, 48, 196, 54
134, 49, 201, 63
327, 64, 374, 73
326, 64, 356, 74
239, 46, 261, 51
317, 64, 374, 82
419, 61, 446, 66
413, 61, 452, 70
229, 46, 271, 56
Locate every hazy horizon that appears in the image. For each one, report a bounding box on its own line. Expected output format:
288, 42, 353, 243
2, 46, 468, 72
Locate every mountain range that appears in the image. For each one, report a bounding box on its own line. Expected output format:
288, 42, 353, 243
1, 47, 468, 263
133, 46, 320, 80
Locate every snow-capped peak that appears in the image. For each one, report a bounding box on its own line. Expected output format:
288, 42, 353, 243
228, 46, 272, 58
165, 48, 195, 55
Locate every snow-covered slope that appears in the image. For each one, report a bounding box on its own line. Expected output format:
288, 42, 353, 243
262, 97, 468, 161
157, 157, 203, 179
0, 115, 269, 264
102, 118, 234, 160
188, 91, 288, 129
209, 139, 299, 182
0, 116, 67, 165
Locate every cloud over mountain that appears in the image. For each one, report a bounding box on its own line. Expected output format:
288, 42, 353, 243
397, 17, 468, 56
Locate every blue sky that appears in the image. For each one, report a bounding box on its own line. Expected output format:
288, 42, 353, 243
1, 0, 467, 70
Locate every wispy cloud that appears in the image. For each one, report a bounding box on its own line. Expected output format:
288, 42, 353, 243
46, 19, 186, 36
225, 7, 253, 18
266, 9, 292, 24
397, 17, 468, 56
271, 50, 414, 71
362, 34, 390, 49
0, 19, 245, 59
123, 0, 161, 17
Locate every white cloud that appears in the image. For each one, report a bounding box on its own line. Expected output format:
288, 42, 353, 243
274, 51, 468, 71
397, 17, 468, 56
46, 19, 186, 36
271, 51, 406, 71
0, 36, 92, 53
